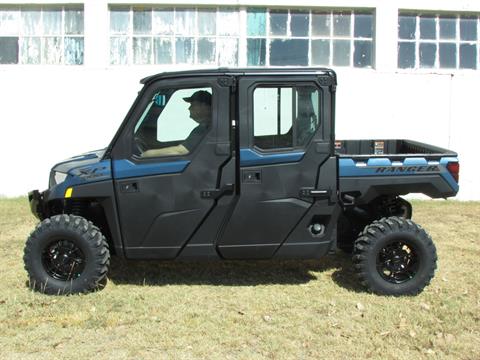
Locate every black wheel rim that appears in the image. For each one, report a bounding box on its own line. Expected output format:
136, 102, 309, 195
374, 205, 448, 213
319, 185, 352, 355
376, 240, 419, 284
42, 239, 86, 281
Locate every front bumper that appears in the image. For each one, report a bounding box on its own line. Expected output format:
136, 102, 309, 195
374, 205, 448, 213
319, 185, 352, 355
28, 190, 48, 220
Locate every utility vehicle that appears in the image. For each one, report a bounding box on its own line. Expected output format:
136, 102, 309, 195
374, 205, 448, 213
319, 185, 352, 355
25, 68, 459, 295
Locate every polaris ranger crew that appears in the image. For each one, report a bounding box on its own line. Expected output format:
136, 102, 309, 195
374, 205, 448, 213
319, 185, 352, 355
25, 68, 460, 296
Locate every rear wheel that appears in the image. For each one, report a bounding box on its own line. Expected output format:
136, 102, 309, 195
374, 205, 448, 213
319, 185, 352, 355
353, 217, 436, 296
24, 214, 110, 295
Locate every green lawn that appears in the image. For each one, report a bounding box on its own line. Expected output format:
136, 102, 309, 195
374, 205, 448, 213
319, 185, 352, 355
0, 198, 479, 359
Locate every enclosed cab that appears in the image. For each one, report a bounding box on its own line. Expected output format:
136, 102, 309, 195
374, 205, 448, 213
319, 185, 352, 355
24, 68, 459, 296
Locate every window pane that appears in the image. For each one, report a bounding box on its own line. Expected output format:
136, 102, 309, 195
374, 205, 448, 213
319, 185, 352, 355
460, 44, 476, 69
133, 37, 152, 64
0, 37, 18, 63
354, 13, 372, 38
439, 43, 456, 68
312, 12, 330, 36
218, 8, 239, 36
0, 8, 20, 35
154, 38, 172, 64
460, 17, 477, 41
110, 8, 130, 34
247, 38, 266, 66
198, 9, 216, 36
110, 37, 128, 65
175, 37, 194, 64
133, 8, 152, 35
253, 86, 319, 149
20, 37, 40, 64
253, 88, 293, 147
312, 39, 330, 65
420, 16, 436, 40
290, 10, 309, 37
333, 13, 351, 36
64, 37, 84, 65
333, 40, 350, 66
175, 8, 195, 36
247, 8, 266, 36
254, 88, 280, 137
22, 8, 41, 35
43, 7, 62, 35
217, 38, 238, 66
270, 39, 308, 66
419, 43, 436, 68
134, 87, 212, 154
354, 40, 372, 67
439, 17, 456, 40
296, 87, 320, 146
42, 37, 62, 64
153, 9, 174, 35
65, 9, 84, 35
270, 10, 287, 36
197, 37, 216, 64
398, 42, 415, 68
398, 15, 416, 40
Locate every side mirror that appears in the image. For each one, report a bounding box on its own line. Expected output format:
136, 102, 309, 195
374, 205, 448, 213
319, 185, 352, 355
154, 94, 166, 107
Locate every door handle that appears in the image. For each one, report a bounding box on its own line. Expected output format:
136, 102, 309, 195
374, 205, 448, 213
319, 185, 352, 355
201, 184, 234, 200
120, 182, 139, 193
299, 187, 331, 199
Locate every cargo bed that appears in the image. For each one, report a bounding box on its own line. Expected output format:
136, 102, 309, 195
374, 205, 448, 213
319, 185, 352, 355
335, 139, 457, 159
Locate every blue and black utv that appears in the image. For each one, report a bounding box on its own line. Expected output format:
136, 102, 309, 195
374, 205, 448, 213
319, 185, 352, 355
24, 68, 460, 296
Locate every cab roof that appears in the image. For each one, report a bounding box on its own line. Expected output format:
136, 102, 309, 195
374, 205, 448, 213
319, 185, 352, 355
140, 67, 336, 85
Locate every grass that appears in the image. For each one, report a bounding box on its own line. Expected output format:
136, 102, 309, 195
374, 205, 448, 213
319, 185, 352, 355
0, 198, 479, 359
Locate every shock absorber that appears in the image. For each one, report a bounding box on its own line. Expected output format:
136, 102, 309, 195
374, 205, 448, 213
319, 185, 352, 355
67, 199, 88, 216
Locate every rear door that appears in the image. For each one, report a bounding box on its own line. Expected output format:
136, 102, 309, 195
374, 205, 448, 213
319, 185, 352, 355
111, 76, 235, 259
217, 75, 338, 259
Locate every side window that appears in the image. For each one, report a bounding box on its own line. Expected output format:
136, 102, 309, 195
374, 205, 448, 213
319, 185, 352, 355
133, 87, 212, 157
253, 85, 320, 150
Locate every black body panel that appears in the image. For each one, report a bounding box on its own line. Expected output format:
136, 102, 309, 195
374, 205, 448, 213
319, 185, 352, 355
216, 75, 338, 259
339, 174, 457, 204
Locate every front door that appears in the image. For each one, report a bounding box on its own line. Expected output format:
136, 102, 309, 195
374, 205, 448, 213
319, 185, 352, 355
217, 75, 338, 259
111, 77, 234, 259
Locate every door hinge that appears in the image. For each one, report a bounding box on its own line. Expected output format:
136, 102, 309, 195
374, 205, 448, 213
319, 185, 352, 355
218, 76, 236, 89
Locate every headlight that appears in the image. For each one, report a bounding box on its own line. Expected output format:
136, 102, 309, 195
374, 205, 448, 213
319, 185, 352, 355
54, 171, 68, 185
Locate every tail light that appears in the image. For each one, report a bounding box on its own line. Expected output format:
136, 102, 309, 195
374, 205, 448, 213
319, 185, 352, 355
447, 162, 460, 183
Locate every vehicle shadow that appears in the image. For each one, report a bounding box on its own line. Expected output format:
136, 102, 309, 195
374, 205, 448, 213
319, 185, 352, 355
108, 251, 365, 292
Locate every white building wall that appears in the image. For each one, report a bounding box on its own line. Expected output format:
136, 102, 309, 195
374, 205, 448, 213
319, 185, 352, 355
0, 0, 478, 199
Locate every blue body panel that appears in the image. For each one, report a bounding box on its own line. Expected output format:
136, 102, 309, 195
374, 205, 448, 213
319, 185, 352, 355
49, 156, 112, 199
239, 148, 305, 167
339, 156, 459, 193
112, 159, 191, 179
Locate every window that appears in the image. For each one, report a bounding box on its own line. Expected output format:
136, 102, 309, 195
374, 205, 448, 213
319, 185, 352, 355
133, 87, 212, 158
109, 6, 374, 68
398, 13, 480, 70
0, 6, 84, 65
247, 9, 374, 67
253, 86, 321, 150
109, 6, 239, 66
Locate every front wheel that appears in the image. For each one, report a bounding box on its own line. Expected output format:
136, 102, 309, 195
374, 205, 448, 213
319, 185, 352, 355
24, 214, 110, 295
353, 217, 437, 296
